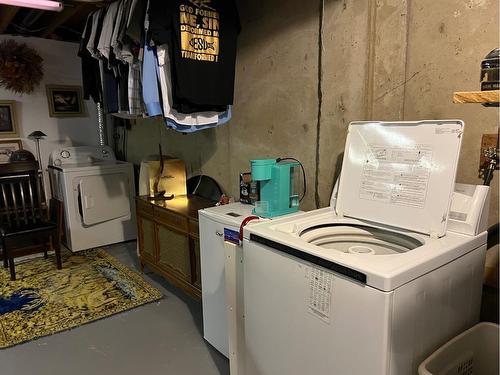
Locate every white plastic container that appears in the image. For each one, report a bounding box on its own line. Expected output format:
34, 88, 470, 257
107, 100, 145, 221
418, 322, 499, 375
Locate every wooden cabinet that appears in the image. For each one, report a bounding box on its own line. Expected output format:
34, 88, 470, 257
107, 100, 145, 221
135, 195, 214, 300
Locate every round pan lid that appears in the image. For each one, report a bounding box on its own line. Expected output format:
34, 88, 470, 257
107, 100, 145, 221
335, 120, 464, 237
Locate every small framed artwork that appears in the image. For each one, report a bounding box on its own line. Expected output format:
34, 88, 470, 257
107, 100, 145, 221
0, 100, 19, 137
46, 85, 86, 118
0, 139, 22, 163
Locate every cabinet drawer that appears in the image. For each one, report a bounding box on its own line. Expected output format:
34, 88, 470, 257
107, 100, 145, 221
189, 219, 199, 237
154, 207, 188, 231
136, 199, 153, 216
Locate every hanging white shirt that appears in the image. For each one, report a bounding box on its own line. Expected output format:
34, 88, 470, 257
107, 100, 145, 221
156, 44, 221, 126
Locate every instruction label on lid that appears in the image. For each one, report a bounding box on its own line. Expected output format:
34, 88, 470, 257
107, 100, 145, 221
359, 144, 433, 209
336, 120, 463, 236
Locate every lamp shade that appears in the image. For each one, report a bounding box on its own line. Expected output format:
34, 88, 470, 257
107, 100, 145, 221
28, 130, 47, 139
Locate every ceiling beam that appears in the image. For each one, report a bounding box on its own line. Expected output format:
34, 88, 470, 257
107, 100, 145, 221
40, 3, 88, 38
0, 5, 19, 33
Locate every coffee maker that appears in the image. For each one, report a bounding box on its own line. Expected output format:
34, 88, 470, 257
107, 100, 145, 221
250, 158, 301, 218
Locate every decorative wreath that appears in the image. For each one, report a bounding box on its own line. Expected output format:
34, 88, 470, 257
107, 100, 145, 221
0, 39, 44, 94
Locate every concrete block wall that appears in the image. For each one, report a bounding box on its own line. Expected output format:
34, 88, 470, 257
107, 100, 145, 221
126, 0, 498, 226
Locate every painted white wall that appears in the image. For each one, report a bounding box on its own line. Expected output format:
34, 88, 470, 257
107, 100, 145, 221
0, 35, 100, 195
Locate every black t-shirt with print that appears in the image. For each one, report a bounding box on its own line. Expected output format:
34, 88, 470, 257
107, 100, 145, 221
149, 0, 240, 108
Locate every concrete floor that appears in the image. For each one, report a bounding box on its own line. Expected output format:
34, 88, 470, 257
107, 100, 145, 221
0, 242, 229, 375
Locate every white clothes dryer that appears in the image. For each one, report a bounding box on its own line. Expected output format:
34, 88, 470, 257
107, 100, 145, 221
241, 120, 490, 375
49, 146, 136, 252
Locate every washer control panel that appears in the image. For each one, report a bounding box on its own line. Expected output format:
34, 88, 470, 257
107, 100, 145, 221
48, 146, 116, 166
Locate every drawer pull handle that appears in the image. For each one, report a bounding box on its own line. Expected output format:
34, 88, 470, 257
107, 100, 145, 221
216, 231, 223, 237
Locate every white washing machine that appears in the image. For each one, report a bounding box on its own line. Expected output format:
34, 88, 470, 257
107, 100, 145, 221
49, 146, 136, 252
241, 120, 490, 375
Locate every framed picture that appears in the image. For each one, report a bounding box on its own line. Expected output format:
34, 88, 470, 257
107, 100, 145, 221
0, 101, 19, 137
46, 85, 86, 118
0, 139, 22, 163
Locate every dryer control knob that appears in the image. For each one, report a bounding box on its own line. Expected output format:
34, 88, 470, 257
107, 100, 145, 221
53, 159, 62, 166
60, 150, 71, 158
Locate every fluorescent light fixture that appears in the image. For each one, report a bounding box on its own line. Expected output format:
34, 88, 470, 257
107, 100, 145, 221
0, 0, 63, 12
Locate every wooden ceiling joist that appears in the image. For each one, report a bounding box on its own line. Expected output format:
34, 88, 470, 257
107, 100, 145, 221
40, 3, 88, 38
0, 5, 19, 33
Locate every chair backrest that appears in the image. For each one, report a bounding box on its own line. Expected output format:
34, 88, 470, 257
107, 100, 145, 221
0, 161, 47, 228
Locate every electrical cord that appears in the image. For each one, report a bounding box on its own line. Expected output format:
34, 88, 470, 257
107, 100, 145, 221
276, 157, 307, 202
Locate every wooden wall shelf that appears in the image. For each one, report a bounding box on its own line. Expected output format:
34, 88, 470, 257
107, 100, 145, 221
453, 90, 499, 104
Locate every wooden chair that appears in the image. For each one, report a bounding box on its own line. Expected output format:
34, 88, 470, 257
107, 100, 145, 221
0, 161, 62, 280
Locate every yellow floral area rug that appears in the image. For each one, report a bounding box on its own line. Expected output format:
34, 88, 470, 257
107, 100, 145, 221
0, 249, 162, 349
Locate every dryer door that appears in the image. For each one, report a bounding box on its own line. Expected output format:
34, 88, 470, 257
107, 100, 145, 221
78, 172, 131, 226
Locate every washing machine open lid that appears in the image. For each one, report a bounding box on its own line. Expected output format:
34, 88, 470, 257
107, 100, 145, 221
335, 120, 464, 238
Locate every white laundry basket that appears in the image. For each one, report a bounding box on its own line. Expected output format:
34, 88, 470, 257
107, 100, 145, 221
418, 322, 499, 375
